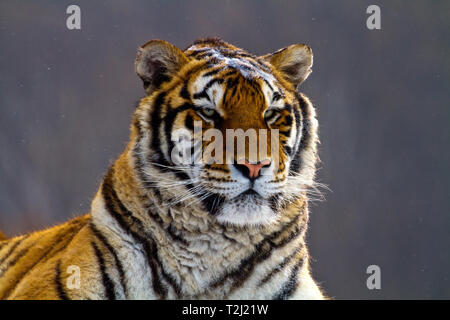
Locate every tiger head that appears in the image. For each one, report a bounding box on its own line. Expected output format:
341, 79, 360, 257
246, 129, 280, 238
132, 38, 318, 226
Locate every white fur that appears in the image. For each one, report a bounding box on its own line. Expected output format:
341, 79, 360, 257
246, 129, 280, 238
91, 191, 157, 299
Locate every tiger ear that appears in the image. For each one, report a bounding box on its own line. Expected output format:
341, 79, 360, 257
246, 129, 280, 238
261, 44, 313, 88
135, 40, 189, 94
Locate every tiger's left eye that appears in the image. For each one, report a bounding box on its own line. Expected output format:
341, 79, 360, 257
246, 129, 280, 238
201, 108, 216, 117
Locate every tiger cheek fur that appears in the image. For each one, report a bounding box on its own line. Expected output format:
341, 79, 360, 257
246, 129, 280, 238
0, 38, 325, 300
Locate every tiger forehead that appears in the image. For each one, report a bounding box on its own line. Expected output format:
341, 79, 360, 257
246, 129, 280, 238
182, 52, 283, 113
186, 44, 275, 84
186, 69, 274, 116
220, 76, 267, 113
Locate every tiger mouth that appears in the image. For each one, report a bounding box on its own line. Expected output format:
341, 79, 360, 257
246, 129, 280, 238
241, 189, 259, 196
233, 188, 265, 202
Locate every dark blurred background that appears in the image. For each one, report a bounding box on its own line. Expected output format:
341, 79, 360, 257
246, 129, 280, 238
0, 0, 449, 299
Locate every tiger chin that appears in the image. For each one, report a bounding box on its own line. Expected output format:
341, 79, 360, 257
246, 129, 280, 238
0, 38, 326, 300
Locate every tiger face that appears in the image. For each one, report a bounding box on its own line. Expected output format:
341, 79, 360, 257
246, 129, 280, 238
133, 38, 317, 226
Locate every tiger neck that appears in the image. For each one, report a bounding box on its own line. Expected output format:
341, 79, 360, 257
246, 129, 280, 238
91, 149, 309, 296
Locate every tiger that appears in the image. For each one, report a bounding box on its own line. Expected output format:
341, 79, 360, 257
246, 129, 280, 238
0, 38, 325, 300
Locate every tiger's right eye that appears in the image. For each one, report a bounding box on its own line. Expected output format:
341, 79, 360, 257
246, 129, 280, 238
264, 109, 277, 120
264, 110, 274, 118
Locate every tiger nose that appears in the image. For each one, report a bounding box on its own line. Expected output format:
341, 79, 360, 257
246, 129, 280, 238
235, 159, 272, 180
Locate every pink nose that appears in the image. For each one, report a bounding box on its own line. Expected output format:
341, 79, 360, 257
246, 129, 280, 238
236, 159, 271, 179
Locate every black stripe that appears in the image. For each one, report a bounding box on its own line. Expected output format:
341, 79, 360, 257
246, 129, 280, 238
230, 63, 256, 76
145, 94, 193, 183
273, 255, 305, 300
258, 248, 300, 286
279, 129, 291, 138
221, 69, 239, 78
283, 115, 293, 126
298, 97, 311, 152
245, 58, 272, 73
164, 102, 195, 175
55, 260, 69, 300
289, 100, 305, 174
0, 242, 35, 278
152, 187, 163, 203
0, 241, 8, 251
186, 48, 211, 56
143, 241, 168, 299
201, 193, 226, 216
284, 145, 293, 156
0, 237, 26, 265
137, 206, 183, 296
101, 168, 168, 299
272, 91, 282, 102
193, 78, 224, 100
180, 83, 190, 100
202, 67, 222, 78
90, 223, 128, 299
102, 168, 144, 232
150, 92, 167, 163
204, 164, 230, 173
263, 78, 274, 92
131, 141, 153, 189
225, 75, 239, 91
91, 241, 116, 300
184, 113, 194, 131
148, 239, 182, 298
194, 51, 214, 59
210, 210, 304, 294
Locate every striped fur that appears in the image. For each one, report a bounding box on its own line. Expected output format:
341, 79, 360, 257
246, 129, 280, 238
0, 38, 325, 299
